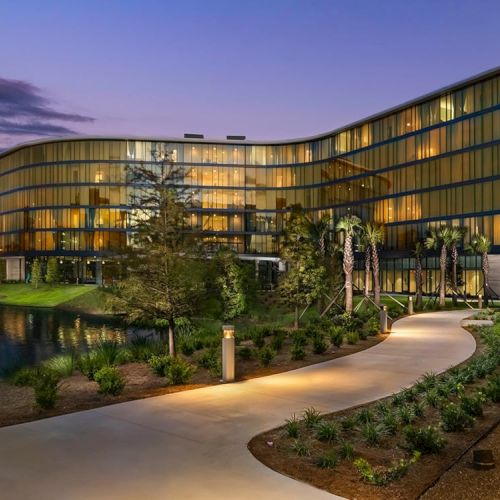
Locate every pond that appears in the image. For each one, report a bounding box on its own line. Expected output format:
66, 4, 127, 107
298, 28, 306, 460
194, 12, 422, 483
0, 305, 154, 376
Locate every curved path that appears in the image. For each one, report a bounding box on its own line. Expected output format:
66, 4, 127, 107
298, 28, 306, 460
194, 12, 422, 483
0, 310, 476, 500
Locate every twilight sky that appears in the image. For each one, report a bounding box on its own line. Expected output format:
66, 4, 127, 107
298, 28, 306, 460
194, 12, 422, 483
1, 0, 499, 149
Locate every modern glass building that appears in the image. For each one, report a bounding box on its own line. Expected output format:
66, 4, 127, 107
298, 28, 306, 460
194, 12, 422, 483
1, 67, 500, 291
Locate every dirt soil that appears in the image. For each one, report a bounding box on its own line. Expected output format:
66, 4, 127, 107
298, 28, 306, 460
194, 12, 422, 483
0, 333, 386, 428
421, 422, 500, 500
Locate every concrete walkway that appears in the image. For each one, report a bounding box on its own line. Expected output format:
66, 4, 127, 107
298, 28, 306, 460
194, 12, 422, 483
0, 310, 476, 500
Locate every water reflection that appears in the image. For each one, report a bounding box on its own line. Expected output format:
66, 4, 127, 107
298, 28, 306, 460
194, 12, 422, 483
0, 305, 143, 375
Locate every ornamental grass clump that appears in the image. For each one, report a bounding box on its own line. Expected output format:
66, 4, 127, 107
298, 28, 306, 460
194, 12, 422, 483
398, 405, 416, 425
94, 340, 121, 367
315, 450, 338, 468
94, 366, 125, 396
78, 351, 100, 380
315, 421, 339, 443
424, 388, 443, 408
270, 331, 286, 352
43, 353, 77, 378
356, 408, 374, 424
341, 415, 356, 431
404, 426, 447, 454
285, 415, 300, 438
303, 407, 322, 428
292, 439, 310, 457
382, 410, 399, 435
339, 441, 355, 461
362, 422, 387, 446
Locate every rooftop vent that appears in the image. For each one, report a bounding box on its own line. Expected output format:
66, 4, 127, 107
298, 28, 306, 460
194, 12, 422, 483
226, 135, 246, 140
184, 133, 204, 139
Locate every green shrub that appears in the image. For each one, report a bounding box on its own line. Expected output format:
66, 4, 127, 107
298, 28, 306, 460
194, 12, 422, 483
258, 346, 276, 367
362, 422, 387, 446
460, 391, 486, 417
238, 346, 254, 360
292, 439, 310, 457
346, 331, 359, 345
329, 326, 344, 347
359, 328, 370, 341
315, 450, 338, 468
485, 374, 500, 402
148, 354, 172, 376
116, 347, 134, 365
197, 347, 219, 371
78, 351, 100, 380
291, 330, 308, 347
440, 402, 474, 432
251, 329, 266, 349
291, 344, 306, 361
303, 407, 322, 428
33, 369, 60, 409
11, 366, 38, 386
94, 366, 125, 396
285, 415, 300, 438
354, 452, 420, 486
312, 333, 328, 354
43, 353, 77, 378
180, 340, 195, 357
315, 421, 338, 443
404, 426, 447, 454
365, 315, 380, 336
339, 441, 355, 461
166, 357, 196, 385
270, 330, 286, 352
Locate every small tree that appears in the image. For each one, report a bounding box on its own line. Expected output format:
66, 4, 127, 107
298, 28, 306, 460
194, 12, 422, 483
45, 257, 60, 285
214, 248, 247, 320
31, 259, 43, 289
336, 215, 362, 313
448, 226, 466, 305
280, 208, 327, 328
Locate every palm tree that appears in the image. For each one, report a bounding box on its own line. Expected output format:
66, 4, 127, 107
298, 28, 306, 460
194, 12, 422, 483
412, 241, 425, 308
466, 233, 492, 303
360, 239, 371, 299
425, 226, 452, 307
336, 215, 362, 312
309, 213, 332, 258
448, 226, 466, 304
364, 222, 384, 306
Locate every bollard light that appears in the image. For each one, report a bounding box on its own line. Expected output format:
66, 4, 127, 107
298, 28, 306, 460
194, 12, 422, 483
478, 294, 483, 310
408, 296, 414, 315
222, 325, 235, 382
379, 305, 389, 333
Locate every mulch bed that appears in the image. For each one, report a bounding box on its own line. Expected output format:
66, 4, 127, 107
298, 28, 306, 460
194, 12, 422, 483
0, 333, 387, 428
249, 330, 500, 500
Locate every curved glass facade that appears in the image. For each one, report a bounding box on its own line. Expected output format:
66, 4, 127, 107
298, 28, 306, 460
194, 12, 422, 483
1, 68, 500, 288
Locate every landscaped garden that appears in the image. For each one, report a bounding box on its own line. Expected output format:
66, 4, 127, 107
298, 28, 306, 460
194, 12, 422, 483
0, 306, 388, 427
249, 311, 500, 499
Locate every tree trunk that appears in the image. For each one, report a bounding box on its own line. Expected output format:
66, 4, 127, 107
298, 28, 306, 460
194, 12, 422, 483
482, 251, 489, 305
168, 320, 176, 357
451, 244, 458, 305
371, 243, 380, 306
439, 244, 447, 307
415, 256, 423, 308
364, 246, 371, 298
294, 305, 299, 329
344, 234, 354, 313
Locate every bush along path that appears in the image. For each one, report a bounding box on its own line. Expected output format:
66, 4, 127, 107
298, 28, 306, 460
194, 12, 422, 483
249, 313, 500, 500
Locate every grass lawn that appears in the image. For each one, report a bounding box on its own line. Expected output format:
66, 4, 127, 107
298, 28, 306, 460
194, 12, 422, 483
0, 283, 97, 308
